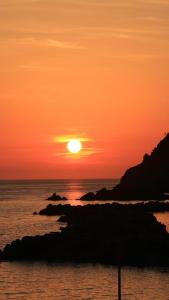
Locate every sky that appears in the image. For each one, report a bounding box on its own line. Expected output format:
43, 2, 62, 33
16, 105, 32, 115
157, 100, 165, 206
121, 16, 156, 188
0, 0, 169, 179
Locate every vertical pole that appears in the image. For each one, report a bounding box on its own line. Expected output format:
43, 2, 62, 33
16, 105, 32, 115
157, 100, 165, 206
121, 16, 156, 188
118, 265, 122, 300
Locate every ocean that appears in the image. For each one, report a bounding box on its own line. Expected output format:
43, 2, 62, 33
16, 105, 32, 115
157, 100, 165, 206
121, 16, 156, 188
0, 179, 169, 300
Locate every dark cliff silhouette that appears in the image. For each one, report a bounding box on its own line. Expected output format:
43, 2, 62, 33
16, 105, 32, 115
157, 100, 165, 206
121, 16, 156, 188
1, 204, 169, 266
80, 133, 169, 200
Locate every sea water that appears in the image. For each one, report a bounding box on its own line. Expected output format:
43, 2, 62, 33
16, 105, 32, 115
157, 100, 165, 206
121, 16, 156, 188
0, 179, 169, 300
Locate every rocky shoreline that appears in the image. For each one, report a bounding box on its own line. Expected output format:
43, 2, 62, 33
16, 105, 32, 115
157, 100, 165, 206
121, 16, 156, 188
1, 203, 169, 266
37, 201, 169, 216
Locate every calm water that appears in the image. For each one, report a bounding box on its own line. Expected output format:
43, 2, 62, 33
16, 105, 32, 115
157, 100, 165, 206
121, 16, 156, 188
0, 179, 116, 248
0, 179, 169, 300
1, 262, 169, 300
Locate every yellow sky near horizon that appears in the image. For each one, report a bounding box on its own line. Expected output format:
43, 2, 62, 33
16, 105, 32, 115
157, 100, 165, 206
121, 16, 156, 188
0, 0, 168, 178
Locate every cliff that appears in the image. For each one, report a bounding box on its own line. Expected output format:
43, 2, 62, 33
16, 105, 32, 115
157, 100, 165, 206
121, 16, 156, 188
80, 133, 169, 200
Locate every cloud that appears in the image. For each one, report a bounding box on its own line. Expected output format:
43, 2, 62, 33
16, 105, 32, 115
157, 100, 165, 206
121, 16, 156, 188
0, 0, 169, 44
19, 64, 49, 71
53, 135, 91, 143
1, 0, 169, 10
1, 26, 168, 44
1, 37, 84, 49
0, 0, 132, 8
146, 0, 169, 5
54, 148, 96, 159
59, 26, 169, 42
52, 134, 98, 159
111, 53, 169, 62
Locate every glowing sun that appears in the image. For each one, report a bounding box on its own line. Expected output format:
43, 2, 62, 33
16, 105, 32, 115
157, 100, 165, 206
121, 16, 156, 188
67, 139, 82, 154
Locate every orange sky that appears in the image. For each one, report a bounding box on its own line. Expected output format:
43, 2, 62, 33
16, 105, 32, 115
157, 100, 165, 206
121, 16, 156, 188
0, 0, 168, 179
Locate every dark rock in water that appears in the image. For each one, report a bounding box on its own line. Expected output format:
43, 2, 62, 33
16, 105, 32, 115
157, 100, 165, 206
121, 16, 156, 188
79, 133, 169, 201
79, 192, 95, 200
38, 202, 169, 216
46, 193, 68, 201
79, 189, 166, 201
39, 204, 71, 216
1, 204, 169, 266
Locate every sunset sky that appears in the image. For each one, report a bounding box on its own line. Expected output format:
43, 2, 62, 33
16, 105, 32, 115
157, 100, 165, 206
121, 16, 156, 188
0, 0, 168, 179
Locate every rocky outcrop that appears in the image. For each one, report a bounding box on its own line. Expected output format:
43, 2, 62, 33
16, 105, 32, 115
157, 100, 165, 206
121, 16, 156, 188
38, 202, 169, 217
1, 204, 169, 266
46, 193, 67, 201
80, 134, 169, 200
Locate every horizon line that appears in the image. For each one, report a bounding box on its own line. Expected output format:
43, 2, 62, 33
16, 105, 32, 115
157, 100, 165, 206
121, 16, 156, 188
0, 177, 119, 181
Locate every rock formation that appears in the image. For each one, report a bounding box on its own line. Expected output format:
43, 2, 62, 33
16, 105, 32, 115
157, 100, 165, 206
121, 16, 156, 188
1, 204, 169, 266
80, 133, 169, 200
46, 193, 67, 201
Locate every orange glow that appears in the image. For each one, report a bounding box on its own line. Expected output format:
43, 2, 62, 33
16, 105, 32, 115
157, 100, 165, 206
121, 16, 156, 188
0, 0, 168, 179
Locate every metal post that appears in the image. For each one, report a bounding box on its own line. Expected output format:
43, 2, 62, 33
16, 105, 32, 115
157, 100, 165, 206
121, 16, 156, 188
118, 265, 122, 300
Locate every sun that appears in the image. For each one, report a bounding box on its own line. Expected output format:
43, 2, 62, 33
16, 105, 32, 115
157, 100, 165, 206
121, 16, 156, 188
67, 139, 82, 154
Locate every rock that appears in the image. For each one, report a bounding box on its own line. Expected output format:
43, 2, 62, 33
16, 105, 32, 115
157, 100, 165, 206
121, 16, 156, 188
80, 133, 169, 201
39, 204, 71, 216
38, 202, 169, 216
79, 192, 96, 200
46, 193, 68, 201
1, 204, 169, 266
